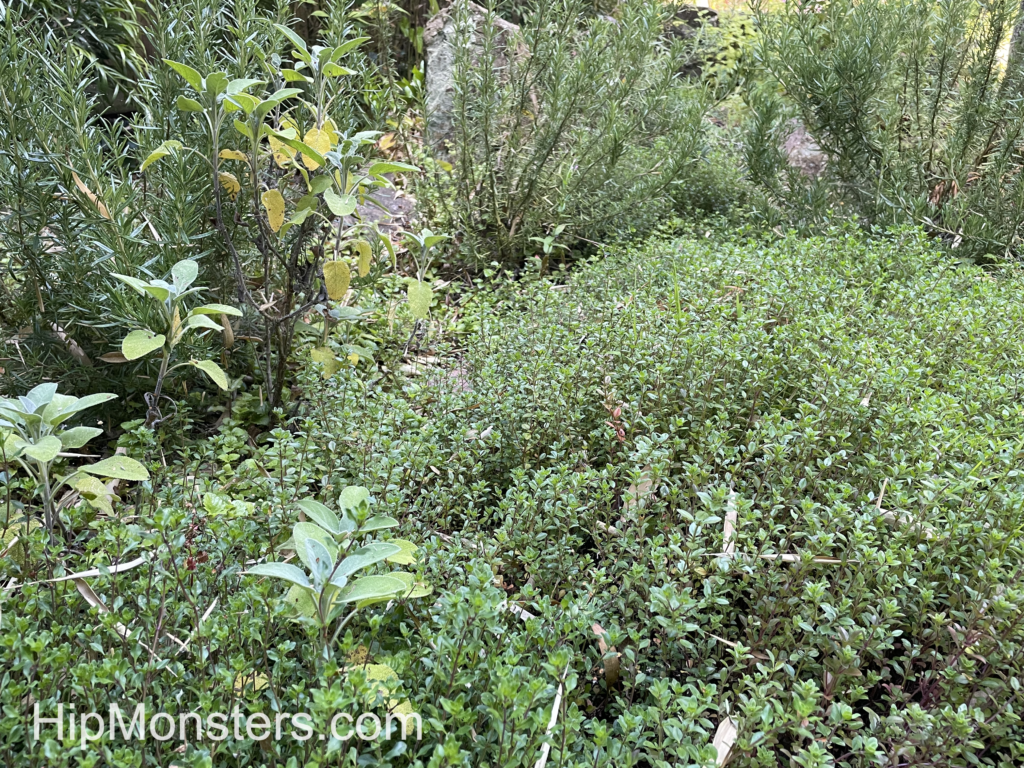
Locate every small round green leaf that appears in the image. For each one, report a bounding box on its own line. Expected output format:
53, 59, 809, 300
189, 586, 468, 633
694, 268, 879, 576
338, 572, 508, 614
323, 189, 357, 217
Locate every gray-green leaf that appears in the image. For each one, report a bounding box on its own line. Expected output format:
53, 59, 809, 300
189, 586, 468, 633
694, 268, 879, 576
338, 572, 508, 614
323, 189, 357, 217
338, 485, 369, 510
25, 383, 58, 409
293, 522, 338, 571
296, 498, 344, 535
45, 392, 117, 427
334, 575, 405, 605
83, 455, 150, 481
140, 140, 183, 172
407, 280, 432, 320
172, 260, 199, 289
163, 59, 203, 91
247, 562, 311, 589
306, 538, 334, 587
190, 303, 243, 317
190, 360, 228, 389
333, 542, 402, 582
176, 96, 204, 112
59, 426, 103, 451
185, 314, 222, 332
360, 515, 400, 532
23, 435, 62, 463
122, 330, 165, 361
368, 161, 420, 177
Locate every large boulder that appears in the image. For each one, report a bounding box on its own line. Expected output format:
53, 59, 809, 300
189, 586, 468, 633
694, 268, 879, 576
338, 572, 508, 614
424, 1, 522, 153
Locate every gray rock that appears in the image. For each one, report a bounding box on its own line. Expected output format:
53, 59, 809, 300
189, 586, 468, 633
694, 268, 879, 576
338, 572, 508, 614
424, 1, 522, 153
783, 121, 827, 179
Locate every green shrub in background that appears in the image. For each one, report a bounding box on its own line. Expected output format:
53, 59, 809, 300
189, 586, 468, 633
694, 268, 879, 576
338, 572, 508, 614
423, 0, 710, 266
2, 0, 146, 102
745, 0, 1024, 260
3, 225, 1022, 765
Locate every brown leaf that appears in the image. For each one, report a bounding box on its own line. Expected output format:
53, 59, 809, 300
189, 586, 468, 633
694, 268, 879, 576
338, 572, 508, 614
99, 352, 129, 363
51, 324, 92, 366
722, 490, 738, 556
624, 464, 653, 510
591, 622, 620, 687
71, 171, 111, 219
221, 314, 235, 349
712, 716, 738, 766
708, 633, 770, 661
72, 578, 132, 639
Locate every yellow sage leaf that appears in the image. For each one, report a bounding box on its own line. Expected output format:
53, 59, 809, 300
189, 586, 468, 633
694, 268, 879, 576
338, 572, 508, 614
323, 118, 339, 147
233, 672, 269, 694
218, 172, 241, 200
302, 126, 332, 170
407, 280, 432, 320
261, 189, 285, 233
221, 313, 234, 349
219, 149, 248, 162
310, 346, 341, 378
269, 118, 297, 168
324, 260, 351, 300
355, 240, 372, 277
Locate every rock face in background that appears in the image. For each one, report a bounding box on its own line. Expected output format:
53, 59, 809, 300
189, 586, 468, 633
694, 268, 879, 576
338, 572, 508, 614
783, 121, 827, 179
664, 4, 720, 41
424, 1, 521, 153
664, 4, 719, 78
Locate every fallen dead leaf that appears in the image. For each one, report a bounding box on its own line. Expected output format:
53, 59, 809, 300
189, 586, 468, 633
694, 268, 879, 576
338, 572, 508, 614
722, 490, 738, 557
708, 633, 769, 660
624, 464, 653, 510
5, 554, 148, 590
712, 716, 738, 766
591, 622, 620, 687
71, 171, 111, 219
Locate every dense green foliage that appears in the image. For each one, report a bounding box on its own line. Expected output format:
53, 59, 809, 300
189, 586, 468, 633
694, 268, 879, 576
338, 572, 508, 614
746, 0, 1024, 259
4, 228, 1023, 765
3, 0, 146, 99
3, 1, 1024, 765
